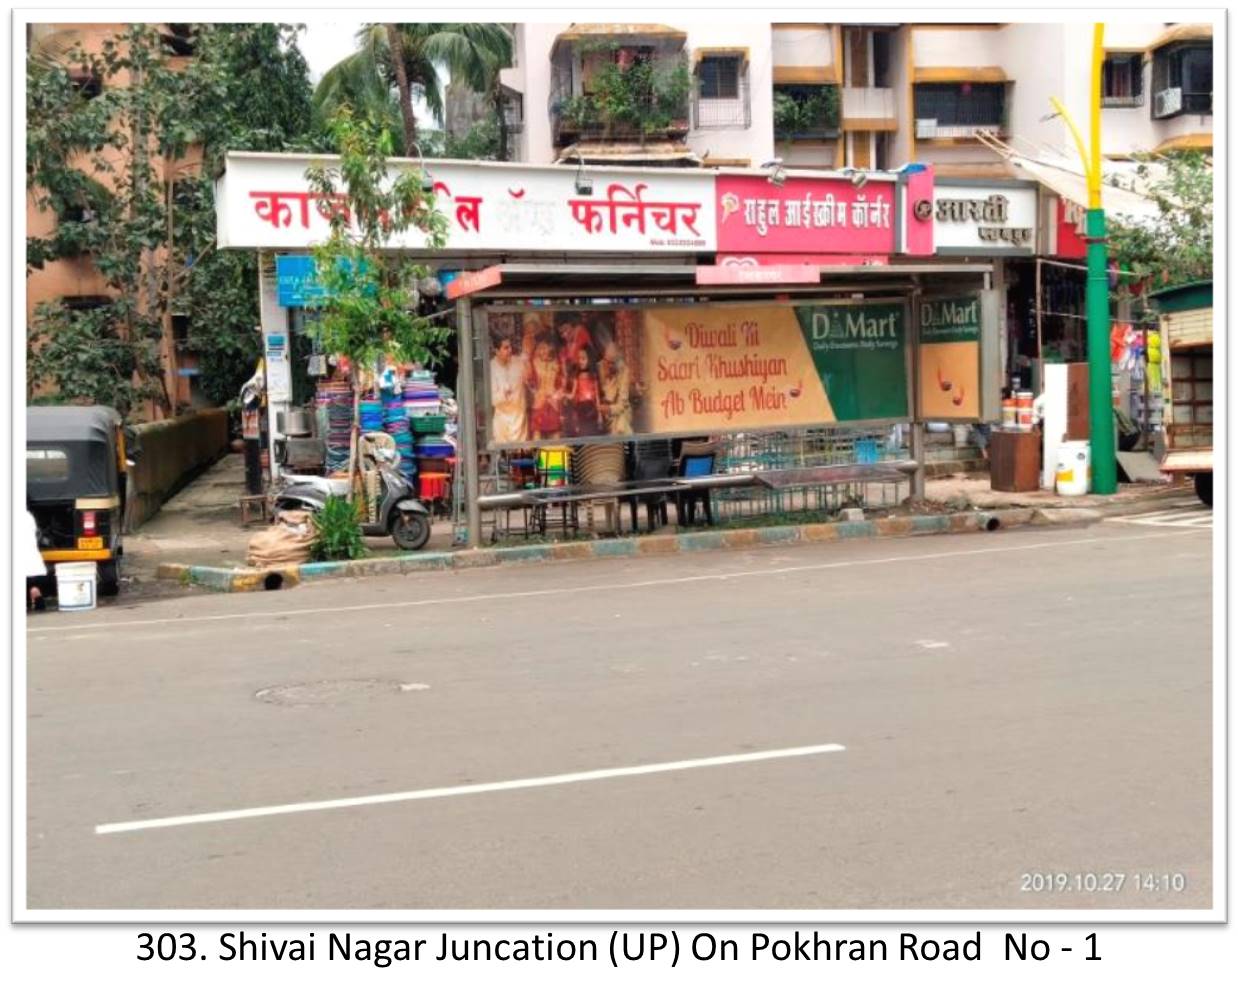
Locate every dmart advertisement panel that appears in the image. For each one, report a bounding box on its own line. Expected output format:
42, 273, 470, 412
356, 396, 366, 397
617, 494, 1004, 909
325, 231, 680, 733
482, 301, 909, 448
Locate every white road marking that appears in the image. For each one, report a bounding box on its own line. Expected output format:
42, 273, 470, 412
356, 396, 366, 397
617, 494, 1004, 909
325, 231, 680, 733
94, 742, 846, 835
30, 531, 1175, 638
915, 640, 950, 650
1108, 507, 1212, 530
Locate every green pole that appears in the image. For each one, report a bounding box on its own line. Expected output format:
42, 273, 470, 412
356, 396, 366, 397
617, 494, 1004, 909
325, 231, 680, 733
1086, 207, 1116, 493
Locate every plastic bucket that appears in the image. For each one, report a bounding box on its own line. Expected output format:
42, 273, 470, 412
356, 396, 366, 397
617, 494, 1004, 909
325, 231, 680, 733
1015, 391, 1034, 431
1001, 401, 1017, 428
55, 562, 98, 611
1055, 441, 1091, 497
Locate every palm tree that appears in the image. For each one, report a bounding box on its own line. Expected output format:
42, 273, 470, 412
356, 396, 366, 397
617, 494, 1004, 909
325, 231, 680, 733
313, 23, 512, 157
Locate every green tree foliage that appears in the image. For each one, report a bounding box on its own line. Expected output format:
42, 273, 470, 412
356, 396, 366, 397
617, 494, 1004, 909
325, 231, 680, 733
313, 23, 512, 156
773, 85, 840, 149
26, 23, 317, 415
305, 107, 451, 495
559, 45, 691, 140
1106, 151, 1212, 291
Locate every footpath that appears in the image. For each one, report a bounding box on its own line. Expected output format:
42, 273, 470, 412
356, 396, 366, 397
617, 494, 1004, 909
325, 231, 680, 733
121, 455, 1193, 599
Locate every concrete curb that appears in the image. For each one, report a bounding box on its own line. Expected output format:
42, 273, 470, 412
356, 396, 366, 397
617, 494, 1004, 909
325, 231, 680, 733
156, 506, 1091, 594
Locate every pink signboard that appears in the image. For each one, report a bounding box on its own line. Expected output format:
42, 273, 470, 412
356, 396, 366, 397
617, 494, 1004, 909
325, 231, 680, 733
716, 253, 889, 267
716, 175, 898, 255
695, 264, 821, 285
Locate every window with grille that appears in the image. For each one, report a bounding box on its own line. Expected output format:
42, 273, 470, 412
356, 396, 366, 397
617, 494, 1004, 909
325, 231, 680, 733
914, 83, 1006, 129
694, 55, 750, 129
1152, 44, 1212, 116
699, 56, 740, 99
1102, 54, 1144, 106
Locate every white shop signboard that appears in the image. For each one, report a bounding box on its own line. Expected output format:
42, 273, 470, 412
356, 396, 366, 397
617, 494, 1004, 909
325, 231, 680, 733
932, 180, 1038, 255
216, 152, 717, 254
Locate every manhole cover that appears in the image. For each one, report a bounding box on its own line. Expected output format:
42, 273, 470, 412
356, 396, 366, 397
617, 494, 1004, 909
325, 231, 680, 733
255, 679, 422, 707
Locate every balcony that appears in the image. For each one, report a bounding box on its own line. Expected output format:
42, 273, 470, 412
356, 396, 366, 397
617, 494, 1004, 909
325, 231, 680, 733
841, 86, 896, 123
773, 84, 840, 142
913, 82, 1007, 140
548, 28, 691, 148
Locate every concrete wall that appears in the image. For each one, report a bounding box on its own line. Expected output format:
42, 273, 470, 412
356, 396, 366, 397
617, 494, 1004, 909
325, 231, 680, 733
911, 26, 1003, 68
127, 408, 229, 527
771, 25, 835, 73
688, 25, 774, 165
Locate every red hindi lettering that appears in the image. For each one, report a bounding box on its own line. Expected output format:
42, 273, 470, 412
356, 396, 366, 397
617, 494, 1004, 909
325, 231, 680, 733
250, 190, 312, 229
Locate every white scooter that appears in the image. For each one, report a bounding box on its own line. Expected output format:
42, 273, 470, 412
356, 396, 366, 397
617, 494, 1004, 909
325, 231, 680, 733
273, 433, 432, 551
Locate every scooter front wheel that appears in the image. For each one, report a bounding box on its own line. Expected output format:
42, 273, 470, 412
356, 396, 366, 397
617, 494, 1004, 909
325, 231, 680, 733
391, 511, 431, 551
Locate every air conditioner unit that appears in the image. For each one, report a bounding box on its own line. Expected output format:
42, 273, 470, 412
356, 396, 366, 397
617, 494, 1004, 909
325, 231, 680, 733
915, 118, 938, 139
1154, 87, 1182, 117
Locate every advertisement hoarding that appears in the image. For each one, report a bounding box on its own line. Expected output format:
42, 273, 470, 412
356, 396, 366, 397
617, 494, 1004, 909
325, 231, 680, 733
481, 301, 909, 448
918, 295, 982, 420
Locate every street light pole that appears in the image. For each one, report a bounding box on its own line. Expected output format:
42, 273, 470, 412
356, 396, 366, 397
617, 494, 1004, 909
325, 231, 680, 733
1049, 24, 1116, 493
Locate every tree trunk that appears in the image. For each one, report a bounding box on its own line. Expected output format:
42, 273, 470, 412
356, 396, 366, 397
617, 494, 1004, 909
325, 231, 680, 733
386, 24, 417, 156
494, 89, 509, 162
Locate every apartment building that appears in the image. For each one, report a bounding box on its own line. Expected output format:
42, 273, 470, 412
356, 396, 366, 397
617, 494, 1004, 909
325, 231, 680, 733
26, 22, 202, 413
500, 21, 1213, 174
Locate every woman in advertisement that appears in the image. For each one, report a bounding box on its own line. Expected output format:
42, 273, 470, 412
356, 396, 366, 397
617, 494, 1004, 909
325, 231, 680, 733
598, 340, 635, 436
564, 347, 603, 438
489, 334, 529, 445
527, 333, 565, 440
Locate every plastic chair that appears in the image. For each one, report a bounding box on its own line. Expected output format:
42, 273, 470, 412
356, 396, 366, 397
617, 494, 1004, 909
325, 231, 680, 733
626, 440, 674, 533
676, 451, 717, 526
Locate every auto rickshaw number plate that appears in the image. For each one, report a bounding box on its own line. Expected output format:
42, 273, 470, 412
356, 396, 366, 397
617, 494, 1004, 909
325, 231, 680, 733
76, 536, 104, 550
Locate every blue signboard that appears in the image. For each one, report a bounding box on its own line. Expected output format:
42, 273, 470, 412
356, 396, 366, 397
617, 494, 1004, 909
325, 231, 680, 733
275, 255, 327, 308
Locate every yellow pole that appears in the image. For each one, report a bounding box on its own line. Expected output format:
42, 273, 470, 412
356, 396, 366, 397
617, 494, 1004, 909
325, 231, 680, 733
1089, 23, 1104, 208
1050, 96, 1093, 187
1047, 24, 1116, 492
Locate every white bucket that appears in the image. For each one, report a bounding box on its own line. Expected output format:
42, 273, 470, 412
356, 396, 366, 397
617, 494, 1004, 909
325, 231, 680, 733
1055, 441, 1091, 497
952, 425, 971, 447
55, 562, 97, 611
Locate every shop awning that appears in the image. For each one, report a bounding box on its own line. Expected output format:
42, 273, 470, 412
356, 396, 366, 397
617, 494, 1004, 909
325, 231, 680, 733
913, 66, 1008, 84
693, 46, 750, 65
1009, 157, 1161, 223
1149, 23, 1213, 50
447, 261, 993, 301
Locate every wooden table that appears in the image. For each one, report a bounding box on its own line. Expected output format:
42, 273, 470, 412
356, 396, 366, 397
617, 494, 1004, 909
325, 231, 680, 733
989, 429, 1042, 492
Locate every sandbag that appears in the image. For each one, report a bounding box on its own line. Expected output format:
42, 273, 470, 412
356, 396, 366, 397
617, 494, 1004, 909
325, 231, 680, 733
247, 509, 316, 568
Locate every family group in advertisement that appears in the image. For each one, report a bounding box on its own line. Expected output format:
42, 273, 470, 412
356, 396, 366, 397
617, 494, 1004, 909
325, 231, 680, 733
484, 302, 911, 448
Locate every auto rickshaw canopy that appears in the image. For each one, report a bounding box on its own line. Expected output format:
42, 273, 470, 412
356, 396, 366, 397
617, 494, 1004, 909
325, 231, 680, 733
26, 405, 124, 503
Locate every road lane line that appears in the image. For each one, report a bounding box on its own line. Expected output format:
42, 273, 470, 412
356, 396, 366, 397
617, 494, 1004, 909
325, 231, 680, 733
30, 530, 1179, 638
95, 743, 846, 835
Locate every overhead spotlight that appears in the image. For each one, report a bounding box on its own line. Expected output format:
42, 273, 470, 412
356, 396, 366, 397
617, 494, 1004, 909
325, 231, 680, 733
842, 166, 869, 189
408, 141, 435, 193
565, 147, 593, 195
761, 157, 787, 187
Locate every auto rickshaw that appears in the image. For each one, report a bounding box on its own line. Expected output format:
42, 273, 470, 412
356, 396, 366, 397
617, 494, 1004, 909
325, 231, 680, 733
26, 406, 132, 596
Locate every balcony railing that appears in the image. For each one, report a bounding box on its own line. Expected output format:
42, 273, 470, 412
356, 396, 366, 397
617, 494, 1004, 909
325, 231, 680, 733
773, 85, 840, 141
1102, 93, 1145, 108
915, 120, 1004, 139
549, 59, 692, 146
841, 86, 895, 121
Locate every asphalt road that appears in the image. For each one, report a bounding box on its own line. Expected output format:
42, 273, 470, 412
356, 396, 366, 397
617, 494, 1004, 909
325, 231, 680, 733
25, 515, 1214, 911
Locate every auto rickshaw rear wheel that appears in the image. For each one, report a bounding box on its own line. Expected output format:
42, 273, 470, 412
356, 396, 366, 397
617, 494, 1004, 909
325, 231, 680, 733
98, 559, 120, 597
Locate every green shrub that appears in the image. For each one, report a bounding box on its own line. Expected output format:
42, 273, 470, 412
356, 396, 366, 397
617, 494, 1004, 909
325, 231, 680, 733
311, 495, 366, 562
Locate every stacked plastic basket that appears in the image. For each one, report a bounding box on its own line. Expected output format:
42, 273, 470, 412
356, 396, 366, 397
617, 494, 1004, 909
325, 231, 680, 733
316, 381, 353, 474
383, 393, 415, 479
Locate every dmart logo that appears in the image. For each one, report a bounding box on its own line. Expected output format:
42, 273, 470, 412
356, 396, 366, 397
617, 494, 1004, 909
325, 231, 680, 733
811, 309, 900, 342
921, 298, 979, 328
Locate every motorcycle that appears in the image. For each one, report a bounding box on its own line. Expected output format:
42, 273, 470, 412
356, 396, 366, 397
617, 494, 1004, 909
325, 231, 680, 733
273, 433, 433, 551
